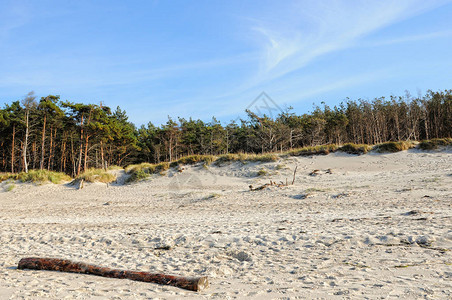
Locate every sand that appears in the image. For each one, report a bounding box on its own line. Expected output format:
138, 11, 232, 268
0, 149, 451, 299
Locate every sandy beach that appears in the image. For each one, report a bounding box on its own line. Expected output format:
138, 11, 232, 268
0, 149, 451, 299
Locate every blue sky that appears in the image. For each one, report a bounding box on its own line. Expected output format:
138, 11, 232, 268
1, 0, 451, 126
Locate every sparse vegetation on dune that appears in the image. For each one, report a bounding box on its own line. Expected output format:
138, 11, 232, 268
126, 169, 150, 183
285, 145, 338, 156
375, 141, 416, 153
125, 162, 169, 183
2, 137, 449, 187
215, 153, 277, 165
418, 138, 452, 150
257, 168, 268, 177
338, 143, 373, 154
169, 155, 215, 167
125, 162, 170, 174
107, 165, 123, 170
0, 170, 71, 184
76, 168, 116, 183
5, 184, 16, 191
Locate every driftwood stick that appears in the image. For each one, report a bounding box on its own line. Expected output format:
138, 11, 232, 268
18, 257, 208, 292
292, 166, 298, 185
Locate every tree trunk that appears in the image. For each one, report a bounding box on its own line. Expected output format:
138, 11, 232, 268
22, 110, 29, 173
40, 113, 46, 170
60, 134, 66, 173
18, 257, 209, 292
84, 134, 90, 172
11, 125, 16, 173
47, 126, 53, 171
100, 140, 105, 170
77, 114, 84, 176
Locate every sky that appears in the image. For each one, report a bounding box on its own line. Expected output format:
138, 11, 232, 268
1, 0, 451, 126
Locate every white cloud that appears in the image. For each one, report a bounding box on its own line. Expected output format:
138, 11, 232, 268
250, 0, 449, 84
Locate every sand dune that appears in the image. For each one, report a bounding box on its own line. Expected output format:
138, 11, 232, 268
0, 149, 451, 299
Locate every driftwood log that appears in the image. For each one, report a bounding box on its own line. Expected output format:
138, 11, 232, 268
18, 257, 208, 292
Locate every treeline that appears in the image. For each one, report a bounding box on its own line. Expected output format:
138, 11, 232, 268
0, 90, 451, 175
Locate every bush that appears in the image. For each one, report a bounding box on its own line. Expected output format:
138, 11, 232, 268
338, 143, 372, 154
76, 168, 116, 183
418, 138, 452, 150
374, 141, 415, 153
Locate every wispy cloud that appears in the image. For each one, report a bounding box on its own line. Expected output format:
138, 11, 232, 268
0, 1, 31, 39
247, 0, 449, 86
362, 30, 452, 47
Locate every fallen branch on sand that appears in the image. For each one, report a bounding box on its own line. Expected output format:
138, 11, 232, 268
18, 257, 208, 292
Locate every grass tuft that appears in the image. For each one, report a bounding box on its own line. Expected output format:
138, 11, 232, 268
338, 143, 373, 154
215, 153, 277, 164
16, 170, 71, 184
125, 162, 170, 183
107, 165, 123, 170
418, 138, 452, 150
5, 184, 15, 192
125, 162, 170, 174
285, 144, 338, 156
126, 169, 150, 183
76, 168, 116, 183
374, 141, 416, 153
169, 155, 215, 167
275, 164, 286, 170
257, 168, 268, 176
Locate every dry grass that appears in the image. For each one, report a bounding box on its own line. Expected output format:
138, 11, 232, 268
76, 168, 116, 183
418, 138, 452, 150
107, 165, 123, 170
0, 170, 71, 184
257, 168, 269, 177
338, 143, 373, 154
5, 184, 16, 192
215, 153, 277, 164
125, 162, 170, 183
374, 141, 416, 153
125, 162, 170, 174
169, 155, 215, 167
126, 169, 150, 183
285, 144, 338, 156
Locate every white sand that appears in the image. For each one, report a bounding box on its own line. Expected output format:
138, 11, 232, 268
0, 150, 451, 299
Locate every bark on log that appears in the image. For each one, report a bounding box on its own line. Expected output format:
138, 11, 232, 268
18, 257, 208, 292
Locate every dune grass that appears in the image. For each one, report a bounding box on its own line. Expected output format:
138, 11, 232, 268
338, 143, 373, 154
285, 144, 339, 156
126, 169, 150, 183
125, 162, 170, 183
374, 141, 416, 153
215, 153, 278, 165
125, 162, 170, 174
0, 170, 71, 184
257, 168, 268, 176
169, 155, 215, 167
76, 168, 116, 183
107, 165, 123, 170
0, 173, 12, 183
5, 184, 16, 192
418, 138, 452, 150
